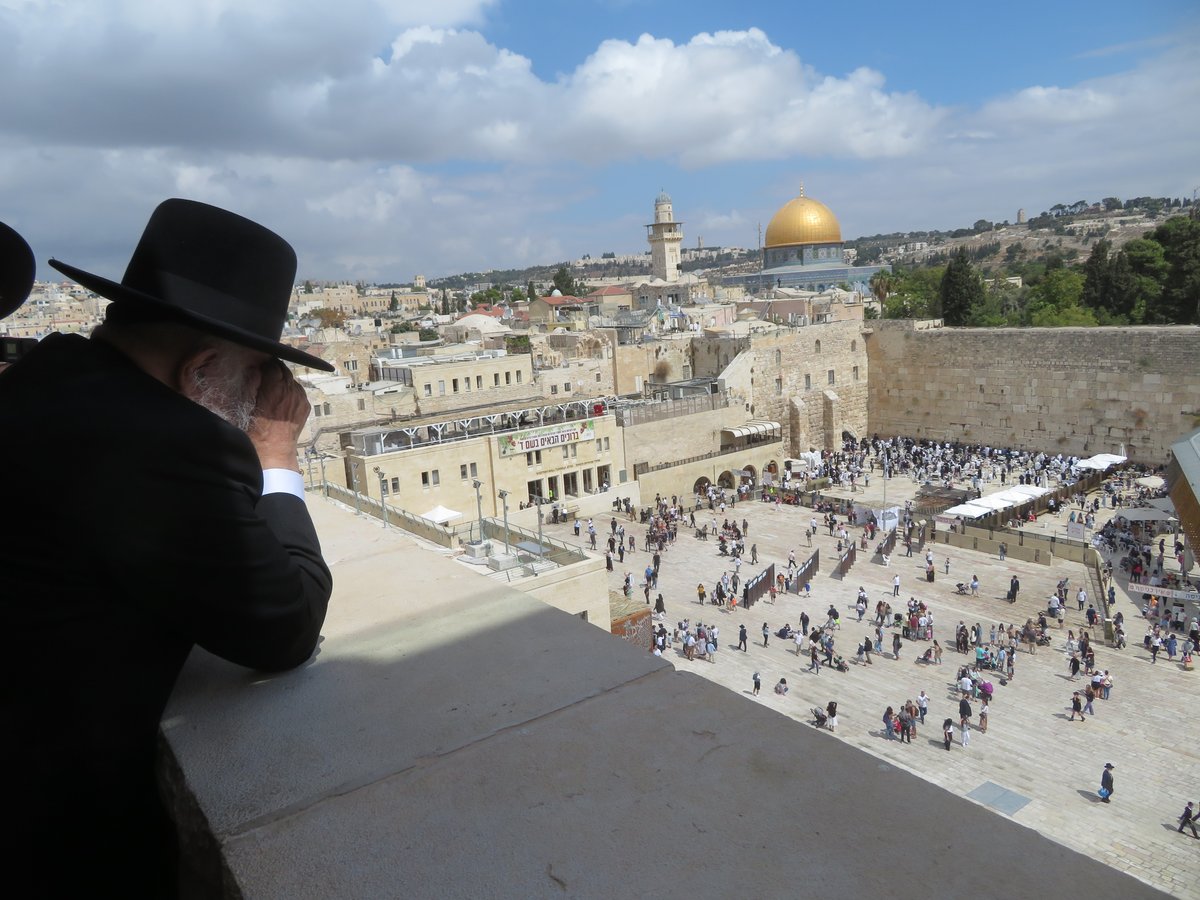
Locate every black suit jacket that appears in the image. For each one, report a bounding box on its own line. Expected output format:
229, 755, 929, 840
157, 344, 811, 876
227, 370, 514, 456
0, 333, 332, 892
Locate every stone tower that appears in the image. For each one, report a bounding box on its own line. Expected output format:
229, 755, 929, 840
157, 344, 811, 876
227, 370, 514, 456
646, 190, 683, 283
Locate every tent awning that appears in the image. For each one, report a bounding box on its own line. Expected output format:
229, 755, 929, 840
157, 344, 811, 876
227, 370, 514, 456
722, 421, 781, 439
421, 505, 462, 524
1114, 508, 1177, 522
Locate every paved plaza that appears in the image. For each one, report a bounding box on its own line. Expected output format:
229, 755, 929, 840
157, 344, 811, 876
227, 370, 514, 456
554, 473, 1198, 899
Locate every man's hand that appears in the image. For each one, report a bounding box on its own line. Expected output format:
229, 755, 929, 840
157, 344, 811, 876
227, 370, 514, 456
248, 360, 309, 472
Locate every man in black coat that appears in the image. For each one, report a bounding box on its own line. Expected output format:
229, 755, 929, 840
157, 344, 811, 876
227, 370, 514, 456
0, 200, 335, 895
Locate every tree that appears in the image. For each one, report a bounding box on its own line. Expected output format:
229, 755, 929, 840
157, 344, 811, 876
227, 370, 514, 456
551, 266, 587, 297
868, 270, 894, 304
939, 249, 985, 325
440, 289, 450, 316
527, 279, 537, 300
388, 291, 398, 312
972, 219, 993, 233
1080, 239, 1111, 314
509, 287, 527, 304
418, 328, 440, 341
1102, 197, 1122, 212
1150, 216, 1200, 324
303, 280, 314, 294
1024, 270, 1094, 326
311, 307, 346, 329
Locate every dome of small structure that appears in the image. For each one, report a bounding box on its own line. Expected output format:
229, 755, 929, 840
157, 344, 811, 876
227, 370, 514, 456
550, 288, 562, 297
656, 190, 672, 205
764, 194, 842, 248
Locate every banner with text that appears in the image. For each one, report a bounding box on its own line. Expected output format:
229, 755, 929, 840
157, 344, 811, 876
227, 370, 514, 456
498, 419, 596, 457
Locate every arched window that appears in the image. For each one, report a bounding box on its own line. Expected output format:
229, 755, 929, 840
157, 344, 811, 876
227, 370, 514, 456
815, 340, 821, 354
775, 349, 782, 365
851, 340, 857, 352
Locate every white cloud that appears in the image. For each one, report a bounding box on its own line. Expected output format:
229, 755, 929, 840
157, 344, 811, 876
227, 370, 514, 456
0, 5, 1195, 282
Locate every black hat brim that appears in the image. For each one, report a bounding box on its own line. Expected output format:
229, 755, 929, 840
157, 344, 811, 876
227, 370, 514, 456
49, 257, 335, 372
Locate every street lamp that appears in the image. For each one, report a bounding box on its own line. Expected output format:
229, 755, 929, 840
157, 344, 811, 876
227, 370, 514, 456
374, 466, 388, 529
304, 448, 316, 490
472, 479, 484, 544
350, 459, 362, 516
498, 489, 511, 554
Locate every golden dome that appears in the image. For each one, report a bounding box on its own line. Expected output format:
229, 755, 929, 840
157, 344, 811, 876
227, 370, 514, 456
764, 194, 842, 247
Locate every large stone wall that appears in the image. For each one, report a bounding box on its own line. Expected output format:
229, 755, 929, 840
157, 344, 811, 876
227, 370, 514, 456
704, 322, 870, 455
866, 321, 1200, 463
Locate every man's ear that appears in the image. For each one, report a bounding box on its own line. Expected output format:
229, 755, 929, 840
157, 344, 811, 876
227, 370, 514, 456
176, 346, 221, 398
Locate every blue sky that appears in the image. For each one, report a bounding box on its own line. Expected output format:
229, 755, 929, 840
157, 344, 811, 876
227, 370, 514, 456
2, 0, 1197, 282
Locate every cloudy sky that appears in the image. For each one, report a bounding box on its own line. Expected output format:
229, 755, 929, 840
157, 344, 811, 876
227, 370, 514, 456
3, 0, 1197, 283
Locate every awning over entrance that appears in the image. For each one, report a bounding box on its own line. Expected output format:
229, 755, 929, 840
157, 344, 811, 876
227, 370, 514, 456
721, 420, 782, 439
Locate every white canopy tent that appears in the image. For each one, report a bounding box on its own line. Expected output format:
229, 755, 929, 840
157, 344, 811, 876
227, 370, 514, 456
420, 505, 463, 525
1076, 453, 1127, 471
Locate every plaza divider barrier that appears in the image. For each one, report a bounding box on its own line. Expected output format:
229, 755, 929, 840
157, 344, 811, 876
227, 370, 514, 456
742, 563, 776, 610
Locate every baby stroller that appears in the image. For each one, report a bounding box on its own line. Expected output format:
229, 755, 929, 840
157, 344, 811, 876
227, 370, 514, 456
811, 707, 829, 728
954, 582, 969, 595
917, 646, 935, 664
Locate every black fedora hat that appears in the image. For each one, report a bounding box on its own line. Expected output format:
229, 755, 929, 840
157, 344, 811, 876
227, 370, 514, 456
49, 198, 334, 372
0, 220, 36, 319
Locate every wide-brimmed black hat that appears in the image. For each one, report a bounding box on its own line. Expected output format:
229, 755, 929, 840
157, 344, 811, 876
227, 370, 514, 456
49, 198, 334, 371
0, 220, 36, 319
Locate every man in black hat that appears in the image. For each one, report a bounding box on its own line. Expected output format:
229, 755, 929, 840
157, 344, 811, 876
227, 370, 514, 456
0, 199, 335, 894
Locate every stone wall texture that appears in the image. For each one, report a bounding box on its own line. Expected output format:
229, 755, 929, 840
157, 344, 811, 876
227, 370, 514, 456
866, 321, 1200, 463
705, 322, 870, 455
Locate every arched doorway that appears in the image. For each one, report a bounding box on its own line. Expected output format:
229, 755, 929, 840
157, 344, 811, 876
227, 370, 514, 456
693, 476, 711, 496
717, 470, 735, 490
741, 464, 757, 486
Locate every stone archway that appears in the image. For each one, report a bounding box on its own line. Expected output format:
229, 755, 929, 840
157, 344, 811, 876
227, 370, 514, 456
764, 459, 779, 477
741, 464, 757, 486
717, 470, 736, 489
693, 476, 711, 496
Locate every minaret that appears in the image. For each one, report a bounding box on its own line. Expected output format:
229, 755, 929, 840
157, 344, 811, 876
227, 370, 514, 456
646, 190, 683, 283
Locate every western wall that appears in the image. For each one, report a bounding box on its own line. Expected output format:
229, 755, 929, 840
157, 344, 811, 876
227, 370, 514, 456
865, 320, 1200, 463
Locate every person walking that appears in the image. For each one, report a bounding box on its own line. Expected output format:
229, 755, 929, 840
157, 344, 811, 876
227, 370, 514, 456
917, 690, 929, 725
942, 717, 954, 751
1070, 691, 1085, 722
809, 642, 822, 675
892, 632, 902, 660
1178, 801, 1199, 838
738, 624, 748, 652
1083, 685, 1096, 717
893, 574, 901, 597
1099, 763, 1114, 803
979, 698, 989, 733
762, 622, 770, 647
944, 556, 950, 575
752, 671, 761, 696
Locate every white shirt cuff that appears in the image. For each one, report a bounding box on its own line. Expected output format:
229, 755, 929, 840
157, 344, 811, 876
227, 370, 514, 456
263, 468, 305, 500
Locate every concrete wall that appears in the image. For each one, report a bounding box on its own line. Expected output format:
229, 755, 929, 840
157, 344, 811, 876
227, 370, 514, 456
866, 321, 1200, 463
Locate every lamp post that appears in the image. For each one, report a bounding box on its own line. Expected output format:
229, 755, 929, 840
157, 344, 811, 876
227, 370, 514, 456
498, 489, 511, 554
318, 453, 329, 497
350, 459, 362, 516
374, 466, 388, 529
529, 493, 549, 568
472, 479, 484, 544
304, 448, 316, 490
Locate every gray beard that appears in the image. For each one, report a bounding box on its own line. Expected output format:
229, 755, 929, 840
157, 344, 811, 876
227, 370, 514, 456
191, 365, 257, 433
